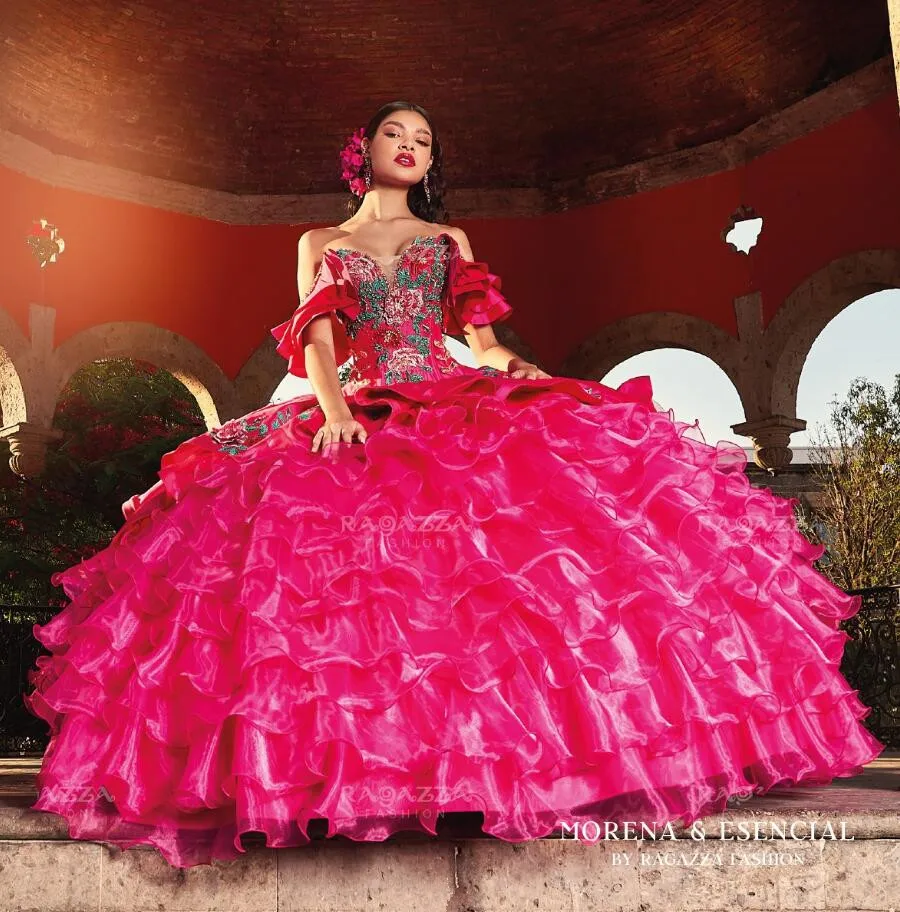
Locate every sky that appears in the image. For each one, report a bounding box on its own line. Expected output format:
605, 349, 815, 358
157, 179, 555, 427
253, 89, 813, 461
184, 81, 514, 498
272, 290, 899, 460
602, 289, 899, 454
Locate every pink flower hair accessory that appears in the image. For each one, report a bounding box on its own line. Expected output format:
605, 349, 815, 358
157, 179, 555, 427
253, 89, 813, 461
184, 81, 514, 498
339, 126, 369, 197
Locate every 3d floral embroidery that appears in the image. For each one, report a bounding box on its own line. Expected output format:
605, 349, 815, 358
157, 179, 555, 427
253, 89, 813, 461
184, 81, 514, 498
404, 245, 436, 281
209, 406, 300, 454
210, 419, 248, 449
433, 336, 459, 374
348, 254, 382, 284
384, 287, 421, 325
271, 234, 515, 389
381, 328, 403, 347
385, 346, 427, 373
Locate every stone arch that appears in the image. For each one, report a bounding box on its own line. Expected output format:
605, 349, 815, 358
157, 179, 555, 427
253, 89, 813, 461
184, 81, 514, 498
0, 308, 29, 426
234, 335, 286, 415
492, 323, 540, 369
769, 249, 900, 416
51, 322, 239, 428
560, 310, 746, 409
0, 347, 26, 427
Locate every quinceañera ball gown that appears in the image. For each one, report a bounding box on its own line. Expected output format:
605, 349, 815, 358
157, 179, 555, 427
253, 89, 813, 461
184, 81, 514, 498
25, 231, 883, 867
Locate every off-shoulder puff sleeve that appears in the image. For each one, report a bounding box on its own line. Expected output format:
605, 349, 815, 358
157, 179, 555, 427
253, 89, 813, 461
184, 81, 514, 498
441, 240, 514, 337
269, 251, 362, 378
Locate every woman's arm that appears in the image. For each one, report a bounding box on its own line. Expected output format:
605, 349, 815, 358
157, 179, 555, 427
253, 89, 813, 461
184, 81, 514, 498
444, 226, 550, 379
297, 230, 354, 422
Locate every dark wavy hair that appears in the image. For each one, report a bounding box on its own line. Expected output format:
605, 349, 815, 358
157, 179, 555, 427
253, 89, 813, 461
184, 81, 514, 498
345, 101, 448, 223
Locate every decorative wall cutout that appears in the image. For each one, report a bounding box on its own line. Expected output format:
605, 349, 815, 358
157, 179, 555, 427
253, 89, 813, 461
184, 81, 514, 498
723, 205, 763, 254
26, 219, 66, 268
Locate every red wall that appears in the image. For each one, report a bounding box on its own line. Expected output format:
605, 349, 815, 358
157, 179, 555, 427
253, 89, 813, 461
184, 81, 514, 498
1, 91, 898, 378
747, 94, 900, 317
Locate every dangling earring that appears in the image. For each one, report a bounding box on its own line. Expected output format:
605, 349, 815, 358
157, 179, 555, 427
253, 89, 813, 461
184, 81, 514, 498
363, 154, 372, 190
423, 171, 431, 204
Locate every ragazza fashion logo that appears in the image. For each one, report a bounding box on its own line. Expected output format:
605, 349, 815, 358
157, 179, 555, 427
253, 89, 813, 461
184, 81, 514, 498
339, 512, 474, 535
337, 784, 478, 819
38, 784, 116, 804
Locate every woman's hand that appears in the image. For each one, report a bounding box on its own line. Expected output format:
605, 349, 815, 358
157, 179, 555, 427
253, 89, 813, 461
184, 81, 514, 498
507, 358, 552, 380
311, 416, 368, 454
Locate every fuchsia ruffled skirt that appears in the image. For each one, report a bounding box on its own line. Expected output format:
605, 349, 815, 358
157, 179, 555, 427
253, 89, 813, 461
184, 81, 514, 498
24, 372, 884, 867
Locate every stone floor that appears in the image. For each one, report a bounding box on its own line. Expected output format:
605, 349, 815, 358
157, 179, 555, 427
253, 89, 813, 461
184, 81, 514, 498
0, 750, 898, 840
0, 752, 897, 912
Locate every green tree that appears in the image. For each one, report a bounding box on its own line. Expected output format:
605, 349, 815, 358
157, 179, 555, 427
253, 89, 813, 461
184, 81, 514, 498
796, 374, 900, 589
0, 359, 206, 606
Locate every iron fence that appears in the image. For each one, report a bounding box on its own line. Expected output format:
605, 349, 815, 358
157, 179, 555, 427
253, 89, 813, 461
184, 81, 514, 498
843, 584, 900, 749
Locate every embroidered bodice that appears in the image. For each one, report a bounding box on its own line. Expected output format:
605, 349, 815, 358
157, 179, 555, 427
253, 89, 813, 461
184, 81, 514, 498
270, 231, 513, 392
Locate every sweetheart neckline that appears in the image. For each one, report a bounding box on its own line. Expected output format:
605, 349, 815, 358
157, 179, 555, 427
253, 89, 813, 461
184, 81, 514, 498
322, 231, 456, 294
323, 231, 452, 263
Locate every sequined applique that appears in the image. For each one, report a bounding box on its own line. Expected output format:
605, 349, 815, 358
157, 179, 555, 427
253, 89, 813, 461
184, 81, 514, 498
210, 404, 312, 455
383, 346, 429, 384
432, 335, 459, 376
328, 234, 508, 389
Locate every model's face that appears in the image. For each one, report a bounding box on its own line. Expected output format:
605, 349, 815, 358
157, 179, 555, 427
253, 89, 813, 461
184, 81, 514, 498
364, 111, 433, 186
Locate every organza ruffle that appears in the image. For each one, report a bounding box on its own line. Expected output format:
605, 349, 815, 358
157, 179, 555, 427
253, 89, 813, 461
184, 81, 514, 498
24, 373, 884, 867
269, 250, 362, 379
441, 246, 513, 336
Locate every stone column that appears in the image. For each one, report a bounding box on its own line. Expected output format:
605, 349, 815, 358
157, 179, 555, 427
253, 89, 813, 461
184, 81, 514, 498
731, 415, 806, 472
891, 1, 900, 110
0, 422, 64, 478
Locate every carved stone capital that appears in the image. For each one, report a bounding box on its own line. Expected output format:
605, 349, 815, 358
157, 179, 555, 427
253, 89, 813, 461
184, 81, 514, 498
0, 422, 64, 478
731, 415, 806, 472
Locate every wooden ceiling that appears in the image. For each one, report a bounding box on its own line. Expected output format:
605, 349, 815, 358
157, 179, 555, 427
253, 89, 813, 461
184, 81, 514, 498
0, 0, 890, 195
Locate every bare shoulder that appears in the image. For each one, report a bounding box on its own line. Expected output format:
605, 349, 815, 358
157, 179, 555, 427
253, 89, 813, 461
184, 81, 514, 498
298, 226, 344, 261
295, 228, 343, 298
438, 224, 474, 261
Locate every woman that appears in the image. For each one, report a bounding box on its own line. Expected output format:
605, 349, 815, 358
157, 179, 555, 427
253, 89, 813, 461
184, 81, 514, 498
24, 101, 884, 868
